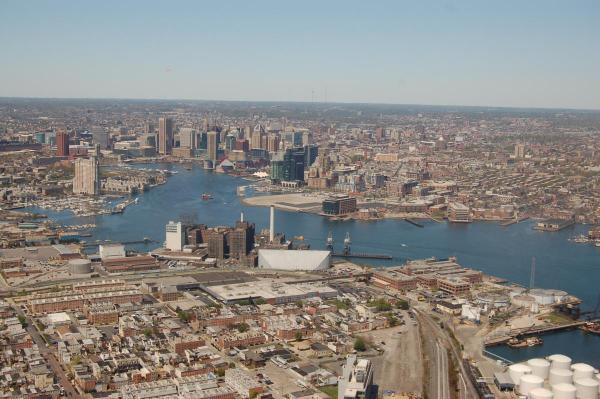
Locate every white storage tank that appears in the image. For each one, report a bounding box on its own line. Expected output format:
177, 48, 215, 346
573, 378, 599, 399
528, 358, 551, 379
571, 364, 596, 381
529, 387, 553, 399
552, 383, 577, 399
548, 354, 573, 370
510, 363, 533, 385
530, 288, 557, 305
520, 374, 544, 396
550, 369, 574, 386
68, 258, 92, 274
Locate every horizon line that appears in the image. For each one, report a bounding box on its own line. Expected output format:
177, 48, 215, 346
1, 95, 599, 113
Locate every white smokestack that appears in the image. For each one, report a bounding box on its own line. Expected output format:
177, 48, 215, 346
240, 212, 244, 222
269, 206, 275, 242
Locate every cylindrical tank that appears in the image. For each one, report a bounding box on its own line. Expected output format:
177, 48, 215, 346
573, 378, 599, 399
550, 369, 574, 386
571, 364, 596, 381
530, 288, 556, 305
529, 387, 553, 399
520, 374, 544, 396
548, 354, 572, 370
528, 358, 551, 379
68, 258, 92, 274
510, 363, 533, 385
552, 383, 577, 399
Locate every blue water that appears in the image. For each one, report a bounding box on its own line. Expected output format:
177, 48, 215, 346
24, 163, 600, 367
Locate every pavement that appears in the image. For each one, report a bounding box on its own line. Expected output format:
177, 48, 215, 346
11, 301, 78, 397
360, 318, 422, 396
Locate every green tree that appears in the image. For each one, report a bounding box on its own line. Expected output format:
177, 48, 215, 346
353, 337, 366, 352
235, 323, 249, 333
295, 331, 303, 341
395, 299, 409, 310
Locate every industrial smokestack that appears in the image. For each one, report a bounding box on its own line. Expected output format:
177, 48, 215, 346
240, 212, 244, 223
269, 206, 275, 242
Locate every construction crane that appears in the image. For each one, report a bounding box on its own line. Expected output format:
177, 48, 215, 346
343, 232, 352, 255
326, 231, 334, 252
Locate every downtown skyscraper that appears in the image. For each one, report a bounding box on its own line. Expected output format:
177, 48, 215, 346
158, 117, 174, 155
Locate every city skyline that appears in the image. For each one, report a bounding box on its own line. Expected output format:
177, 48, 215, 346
1, 0, 599, 110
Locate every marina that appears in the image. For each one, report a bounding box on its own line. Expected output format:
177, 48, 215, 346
19, 163, 600, 367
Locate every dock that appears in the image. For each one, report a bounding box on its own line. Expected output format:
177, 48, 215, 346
500, 216, 530, 227
484, 319, 595, 346
331, 252, 393, 260
404, 218, 424, 228
82, 238, 156, 248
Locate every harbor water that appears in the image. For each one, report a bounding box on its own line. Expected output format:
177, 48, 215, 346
23, 163, 600, 367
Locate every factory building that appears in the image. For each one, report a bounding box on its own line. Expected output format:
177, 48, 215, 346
371, 268, 418, 291
166, 221, 184, 251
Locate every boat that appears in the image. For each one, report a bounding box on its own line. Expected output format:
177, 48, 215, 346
507, 336, 543, 348
201, 193, 213, 200
294, 235, 305, 241
581, 322, 600, 334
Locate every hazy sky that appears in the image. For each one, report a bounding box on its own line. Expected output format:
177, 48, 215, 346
1, 1, 599, 109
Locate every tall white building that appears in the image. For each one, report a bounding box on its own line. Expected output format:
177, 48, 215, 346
338, 355, 376, 399
179, 127, 197, 149
165, 221, 184, 251
73, 156, 100, 195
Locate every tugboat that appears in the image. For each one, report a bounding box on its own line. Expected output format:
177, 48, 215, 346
201, 193, 213, 200
581, 322, 600, 335
507, 336, 543, 348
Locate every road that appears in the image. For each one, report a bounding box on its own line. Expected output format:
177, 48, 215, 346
11, 301, 78, 397
435, 340, 450, 399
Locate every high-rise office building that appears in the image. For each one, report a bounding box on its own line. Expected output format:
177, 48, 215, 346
158, 117, 174, 155
73, 156, 100, 195
207, 131, 218, 162
179, 128, 196, 149
56, 130, 70, 157
91, 126, 109, 149
267, 134, 280, 153
514, 143, 526, 158
304, 144, 319, 169
270, 147, 305, 182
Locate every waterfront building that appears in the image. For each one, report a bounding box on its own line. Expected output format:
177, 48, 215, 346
322, 195, 357, 215
158, 117, 174, 155
257, 249, 330, 271
447, 202, 472, 223
73, 156, 100, 195
166, 221, 184, 251
207, 131, 218, 162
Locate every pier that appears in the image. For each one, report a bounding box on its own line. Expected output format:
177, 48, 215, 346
331, 252, 393, 260
327, 232, 393, 260
404, 218, 424, 228
81, 237, 156, 248
483, 319, 597, 347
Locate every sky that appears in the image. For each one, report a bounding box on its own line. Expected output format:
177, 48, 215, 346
1, 1, 599, 109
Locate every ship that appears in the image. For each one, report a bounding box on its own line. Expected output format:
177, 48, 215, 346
201, 193, 213, 200
507, 336, 543, 348
580, 322, 600, 335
